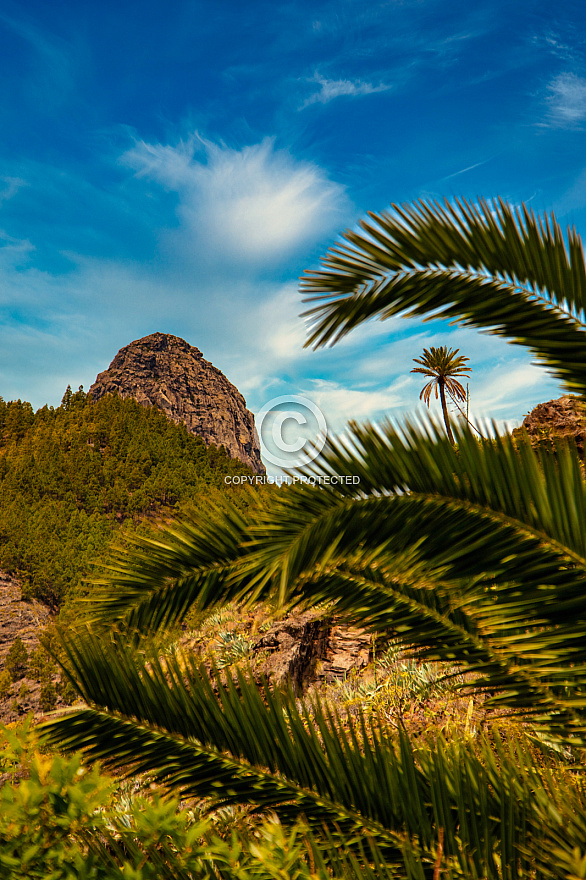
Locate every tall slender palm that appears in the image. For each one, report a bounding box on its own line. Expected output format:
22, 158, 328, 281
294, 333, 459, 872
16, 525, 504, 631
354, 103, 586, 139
411, 345, 471, 442
41, 199, 586, 878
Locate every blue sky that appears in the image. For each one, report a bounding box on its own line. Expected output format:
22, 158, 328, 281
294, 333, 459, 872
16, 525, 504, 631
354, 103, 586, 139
1, 0, 586, 447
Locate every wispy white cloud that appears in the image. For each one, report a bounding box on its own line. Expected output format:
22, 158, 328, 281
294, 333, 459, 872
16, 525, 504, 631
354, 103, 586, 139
122, 135, 350, 265
546, 72, 586, 126
300, 74, 391, 109
535, 30, 577, 66
471, 362, 554, 417
213, 283, 312, 399
0, 136, 352, 412
0, 230, 35, 268
254, 286, 308, 362
0, 177, 27, 206
553, 165, 586, 216
305, 376, 410, 434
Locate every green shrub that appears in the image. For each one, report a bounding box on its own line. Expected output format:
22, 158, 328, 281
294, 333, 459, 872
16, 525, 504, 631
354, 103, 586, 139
28, 646, 55, 681
57, 674, 77, 706
0, 723, 327, 880
0, 671, 12, 700
5, 637, 28, 681
0, 723, 114, 879
39, 681, 57, 712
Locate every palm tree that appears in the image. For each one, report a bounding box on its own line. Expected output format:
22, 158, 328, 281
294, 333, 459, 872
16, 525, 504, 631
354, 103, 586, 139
41, 199, 586, 878
411, 345, 471, 442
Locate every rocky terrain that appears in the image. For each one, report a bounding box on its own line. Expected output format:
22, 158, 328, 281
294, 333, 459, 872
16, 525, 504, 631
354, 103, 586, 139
514, 395, 586, 457
252, 612, 372, 693
0, 573, 71, 723
0, 573, 51, 665
0, 570, 374, 723
89, 333, 265, 473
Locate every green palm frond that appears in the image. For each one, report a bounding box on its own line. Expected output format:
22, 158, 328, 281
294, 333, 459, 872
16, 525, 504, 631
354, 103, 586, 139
231, 423, 586, 741
81, 416, 586, 740
242, 422, 586, 603
301, 198, 586, 393
40, 633, 577, 879
412, 347, 471, 376
85, 500, 264, 635
411, 345, 472, 441
412, 346, 471, 396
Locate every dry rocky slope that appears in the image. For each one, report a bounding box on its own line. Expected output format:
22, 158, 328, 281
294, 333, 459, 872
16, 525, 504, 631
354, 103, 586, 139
0, 573, 67, 723
0, 573, 51, 666
514, 394, 586, 457
89, 332, 265, 473
0, 574, 373, 722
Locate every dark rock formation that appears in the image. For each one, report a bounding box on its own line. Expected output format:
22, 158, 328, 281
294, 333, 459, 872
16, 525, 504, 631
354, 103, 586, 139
514, 395, 586, 458
89, 333, 265, 473
254, 611, 330, 693
319, 623, 372, 683
254, 611, 373, 693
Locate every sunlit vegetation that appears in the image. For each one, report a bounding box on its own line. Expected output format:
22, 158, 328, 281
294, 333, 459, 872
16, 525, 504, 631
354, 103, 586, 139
4, 198, 586, 876
0, 722, 332, 880
0, 388, 252, 607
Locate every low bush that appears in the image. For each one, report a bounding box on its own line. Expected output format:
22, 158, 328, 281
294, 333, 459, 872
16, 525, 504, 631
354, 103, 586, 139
5, 638, 28, 682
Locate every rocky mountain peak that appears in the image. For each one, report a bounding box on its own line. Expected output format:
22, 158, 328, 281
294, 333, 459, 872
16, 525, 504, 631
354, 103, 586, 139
89, 333, 265, 473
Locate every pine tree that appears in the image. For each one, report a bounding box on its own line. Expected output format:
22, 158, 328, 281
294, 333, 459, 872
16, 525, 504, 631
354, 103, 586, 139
61, 385, 73, 410
5, 638, 28, 682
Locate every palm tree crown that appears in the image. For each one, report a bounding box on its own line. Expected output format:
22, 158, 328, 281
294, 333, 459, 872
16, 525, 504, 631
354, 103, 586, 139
411, 345, 471, 442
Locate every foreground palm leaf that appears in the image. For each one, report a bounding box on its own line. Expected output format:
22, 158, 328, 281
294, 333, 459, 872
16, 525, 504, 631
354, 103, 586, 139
85, 501, 259, 636
41, 198, 586, 877
244, 422, 586, 742
301, 198, 586, 393
40, 634, 583, 879
80, 418, 586, 743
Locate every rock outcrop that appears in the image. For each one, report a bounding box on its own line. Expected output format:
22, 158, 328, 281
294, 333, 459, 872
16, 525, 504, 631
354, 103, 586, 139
89, 333, 265, 473
253, 611, 374, 693
0, 573, 51, 666
514, 395, 586, 458
0, 573, 67, 724
254, 612, 330, 693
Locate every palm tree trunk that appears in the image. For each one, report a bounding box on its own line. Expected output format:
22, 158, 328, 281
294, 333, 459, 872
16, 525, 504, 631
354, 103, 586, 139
439, 381, 455, 443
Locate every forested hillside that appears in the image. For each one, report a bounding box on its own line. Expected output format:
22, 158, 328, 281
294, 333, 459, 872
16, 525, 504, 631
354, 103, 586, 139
0, 387, 252, 608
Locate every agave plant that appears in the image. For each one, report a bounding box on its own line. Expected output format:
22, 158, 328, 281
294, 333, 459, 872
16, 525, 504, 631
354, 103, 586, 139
42, 199, 586, 878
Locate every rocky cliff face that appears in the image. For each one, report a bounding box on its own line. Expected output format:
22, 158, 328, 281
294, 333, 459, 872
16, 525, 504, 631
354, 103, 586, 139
514, 395, 586, 458
89, 333, 265, 473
